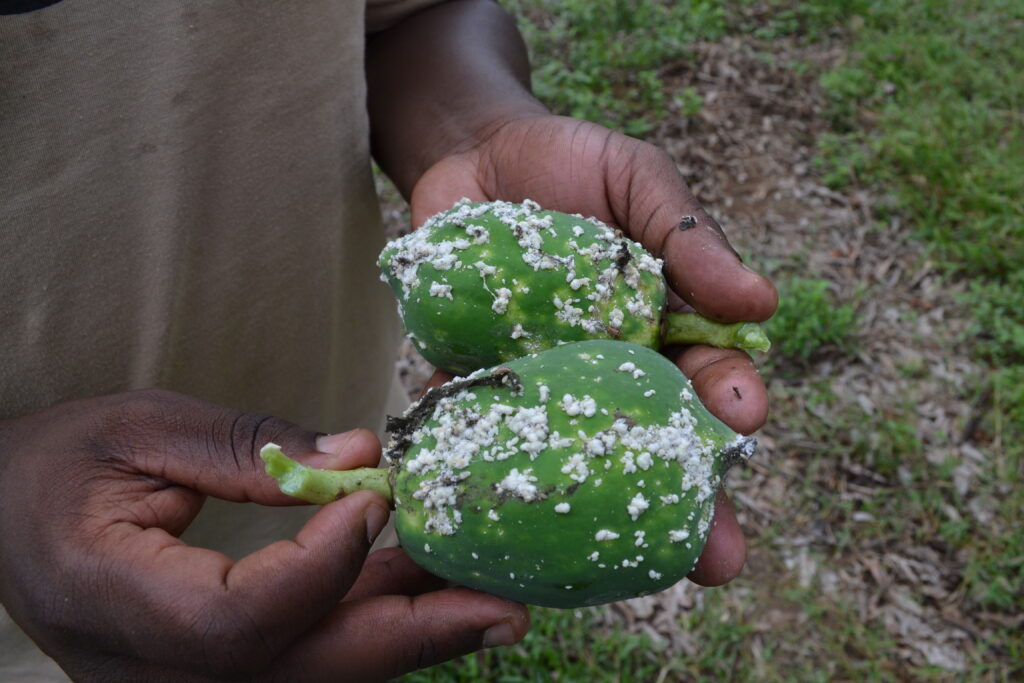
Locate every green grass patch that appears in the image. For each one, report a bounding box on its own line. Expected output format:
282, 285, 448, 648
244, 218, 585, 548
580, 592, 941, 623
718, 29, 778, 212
729, 0, 873, 42
805, 0, 1024, 635
502, 0, 727, 136
398, 606, 668, 682
814, 1, 1024, 364
765, 276, 859, 362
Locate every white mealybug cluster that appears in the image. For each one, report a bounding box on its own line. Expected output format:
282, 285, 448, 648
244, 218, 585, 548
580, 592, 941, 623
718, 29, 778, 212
492, 287, 513, 314
559, 393, 597, 417
627, 492, 650, 521
400, 378, 718, 539
595, 529, 620, 541
429, 282, 453, 299
668, 529, 690, 543
495, 468, 539, 502
506, 406, 549, 458
380, 199, 664, 344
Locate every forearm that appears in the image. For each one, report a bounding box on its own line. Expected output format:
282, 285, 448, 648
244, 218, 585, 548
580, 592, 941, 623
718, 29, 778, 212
366, 0, 547, 198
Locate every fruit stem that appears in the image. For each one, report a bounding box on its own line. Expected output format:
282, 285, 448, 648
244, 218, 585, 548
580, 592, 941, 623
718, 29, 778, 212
717, 435, 758, 476
662, 312, 771, 352
260, 443, 394, 506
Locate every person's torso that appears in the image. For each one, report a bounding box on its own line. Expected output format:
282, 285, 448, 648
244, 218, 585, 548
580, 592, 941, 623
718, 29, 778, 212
0, 0, 399, 432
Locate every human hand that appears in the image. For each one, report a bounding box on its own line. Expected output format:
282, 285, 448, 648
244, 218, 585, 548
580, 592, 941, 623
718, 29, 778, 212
410, 115, 778, 585
0, 390, 529, 682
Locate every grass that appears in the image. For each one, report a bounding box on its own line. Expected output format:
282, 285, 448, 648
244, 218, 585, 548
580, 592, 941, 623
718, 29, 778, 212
501, 0, 727, 136
401, 0, 1023, 679
811, 0, 1024, 623
764, 277, 859, 362
400, 606, 668, 682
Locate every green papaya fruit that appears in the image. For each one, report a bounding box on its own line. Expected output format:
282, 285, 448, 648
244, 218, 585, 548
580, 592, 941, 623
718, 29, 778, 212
378, 199, 769, 375
261, 340, 754, 608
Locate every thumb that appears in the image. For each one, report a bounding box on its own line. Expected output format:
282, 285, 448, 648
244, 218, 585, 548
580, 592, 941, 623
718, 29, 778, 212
654, 203, 778, 323
603, 138, 778, 323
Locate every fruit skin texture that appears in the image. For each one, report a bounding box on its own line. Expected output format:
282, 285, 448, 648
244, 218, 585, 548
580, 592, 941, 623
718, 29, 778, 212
388, 340, 754, 608
378, 199, 665, 376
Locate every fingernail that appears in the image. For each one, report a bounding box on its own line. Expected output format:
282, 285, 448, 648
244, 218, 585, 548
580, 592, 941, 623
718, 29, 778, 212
316, 432, 351, 454
482, 620, 516, 648
365, 504, 389, 544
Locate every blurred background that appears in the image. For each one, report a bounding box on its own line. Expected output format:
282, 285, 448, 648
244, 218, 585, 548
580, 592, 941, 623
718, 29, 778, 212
377, 1, 1023, 679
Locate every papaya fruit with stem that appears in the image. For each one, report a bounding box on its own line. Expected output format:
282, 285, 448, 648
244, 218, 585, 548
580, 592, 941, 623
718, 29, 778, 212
261, 340, 755, 608
378, 199, 770, 376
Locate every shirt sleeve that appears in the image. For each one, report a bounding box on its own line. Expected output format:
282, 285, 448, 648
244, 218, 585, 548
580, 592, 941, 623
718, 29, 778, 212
365, 0, 447, 34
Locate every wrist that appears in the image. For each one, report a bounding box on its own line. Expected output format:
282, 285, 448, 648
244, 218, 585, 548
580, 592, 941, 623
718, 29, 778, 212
366, 0, 547, 197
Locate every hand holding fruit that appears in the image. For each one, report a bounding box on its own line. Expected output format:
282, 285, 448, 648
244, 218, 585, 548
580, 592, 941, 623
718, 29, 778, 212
265, 341, 756, 607
404, 115, 778, 586
408, 114, 775, 426
0, 391, 529, 681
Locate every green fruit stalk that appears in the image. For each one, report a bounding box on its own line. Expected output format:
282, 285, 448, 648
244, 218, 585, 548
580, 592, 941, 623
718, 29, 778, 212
378, 199, 770, 375
261, 340, 755, 608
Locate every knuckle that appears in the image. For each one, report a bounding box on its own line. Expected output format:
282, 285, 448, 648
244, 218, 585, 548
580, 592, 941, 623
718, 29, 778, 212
222, 411, 305, 475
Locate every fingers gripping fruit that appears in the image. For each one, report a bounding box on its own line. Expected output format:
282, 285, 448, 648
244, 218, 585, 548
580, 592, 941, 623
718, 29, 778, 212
378, 199, 769, 375
261, 341, 755, 608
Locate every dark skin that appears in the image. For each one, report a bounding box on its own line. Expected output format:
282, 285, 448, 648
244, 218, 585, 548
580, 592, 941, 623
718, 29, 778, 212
0, 1, 776, 680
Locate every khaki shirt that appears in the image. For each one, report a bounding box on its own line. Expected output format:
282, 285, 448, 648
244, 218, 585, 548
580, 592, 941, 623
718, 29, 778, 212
1, 1, 434, 677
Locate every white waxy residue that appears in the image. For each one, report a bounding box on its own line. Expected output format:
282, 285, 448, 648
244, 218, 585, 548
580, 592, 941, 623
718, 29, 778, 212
668, 529, 690, 543
495, 468, 539, 502
492, 287, 512, 314
627, 492, 650, 521
429, 282, 453, 299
